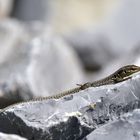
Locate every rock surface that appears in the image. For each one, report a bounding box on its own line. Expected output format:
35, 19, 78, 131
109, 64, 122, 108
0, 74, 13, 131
86, 109, 140, 140
0, 72, 140, 140
65, 32, 115, 71
11, 0, 50, 21
0, 132, 27, 140
0, 80, 33, 108
0, 19, 33, 108
89, 45, 140, 82
64, 0, 140, 72
104, 0, 140, 52
27, 34, 84, 96
0, 19, 84, 108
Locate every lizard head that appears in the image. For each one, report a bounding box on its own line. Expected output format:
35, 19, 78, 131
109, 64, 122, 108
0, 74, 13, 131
116, 65, 140, 79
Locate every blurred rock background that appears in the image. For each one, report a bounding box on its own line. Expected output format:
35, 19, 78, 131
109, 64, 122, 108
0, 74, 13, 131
0, 0, 140, 107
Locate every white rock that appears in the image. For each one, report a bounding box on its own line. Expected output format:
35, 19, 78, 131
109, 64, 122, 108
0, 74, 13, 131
104, 0, 140, 52
0, 19, 84, 100
1, 67, 140, 140
27, 33, 84, 96
0, 19, 30, 81
0, 132, 27, 140
86, 109, 140, 140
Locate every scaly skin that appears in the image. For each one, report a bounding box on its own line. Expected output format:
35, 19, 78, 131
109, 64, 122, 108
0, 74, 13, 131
79, 64, 140, 89
1, 65, 140, 111
34, 64, 140, 100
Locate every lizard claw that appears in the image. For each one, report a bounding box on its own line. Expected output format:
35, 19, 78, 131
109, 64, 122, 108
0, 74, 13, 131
76, 82, 91, 90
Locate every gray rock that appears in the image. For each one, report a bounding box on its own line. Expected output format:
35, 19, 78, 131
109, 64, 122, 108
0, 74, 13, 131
0, 19, 31, 81
0, 19, 33, 108
0, 132, 27, 140
64, 0, 140, 72
65, 32, 115, 72
0, 71, 140, 139
104, 0, 140, 52
86, 109, 140, 140
11, 0, 50, 21
0, 80, 33, 108
27, 33, 84, 96
91, 45, 140, 82
0, 19, 84, 108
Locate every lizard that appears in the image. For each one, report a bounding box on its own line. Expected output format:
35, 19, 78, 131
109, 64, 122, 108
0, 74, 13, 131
40, 64, 140, 100
1, 64, 140, 111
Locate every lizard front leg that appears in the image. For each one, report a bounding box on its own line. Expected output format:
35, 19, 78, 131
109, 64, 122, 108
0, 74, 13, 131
77, 82, 92, 90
